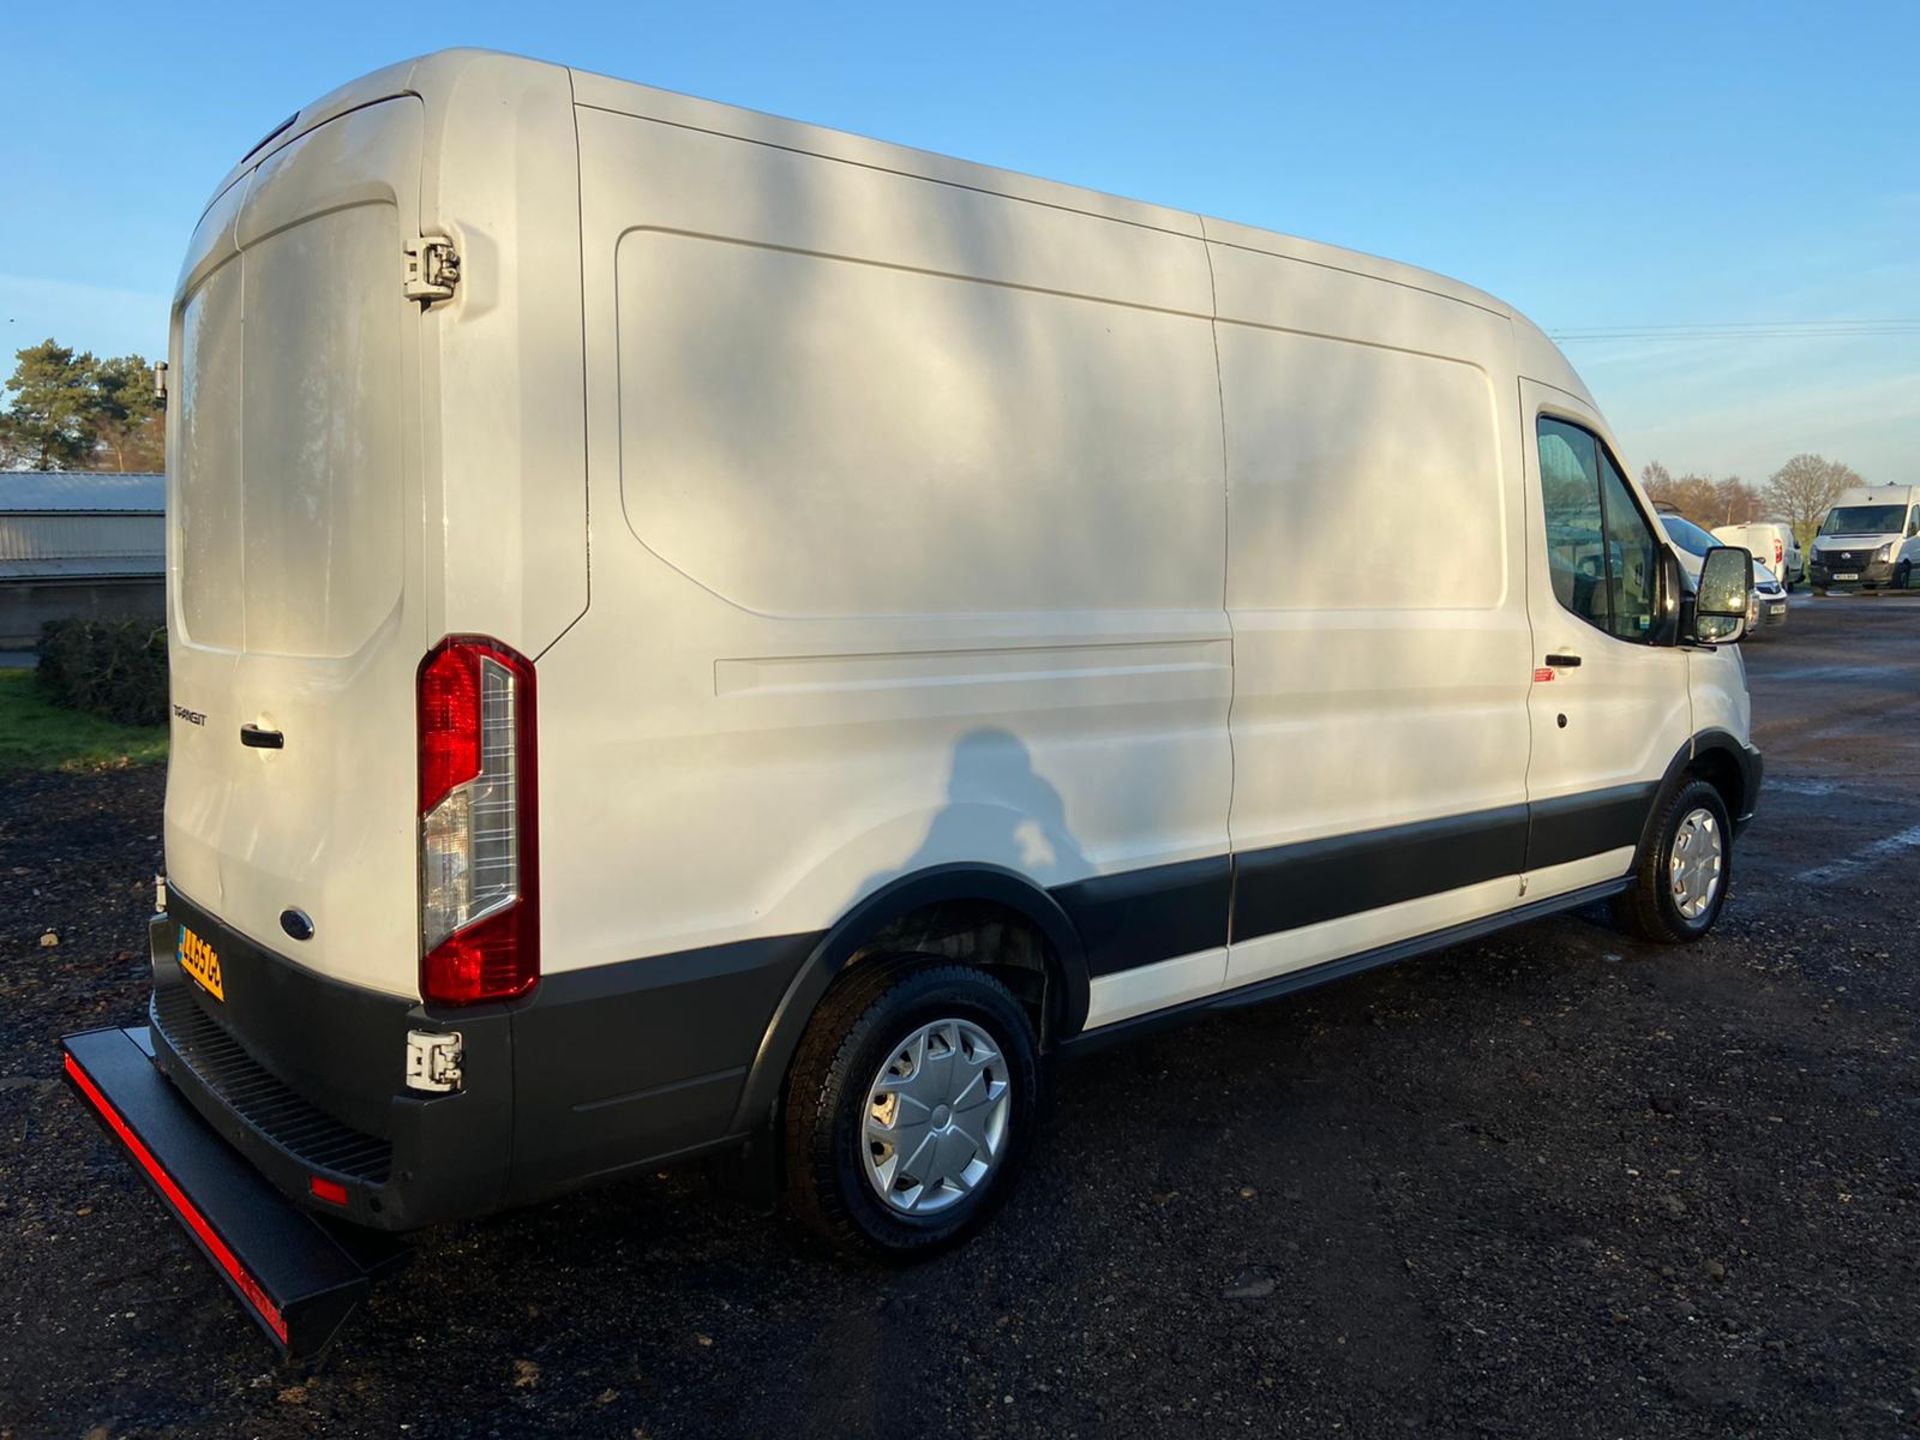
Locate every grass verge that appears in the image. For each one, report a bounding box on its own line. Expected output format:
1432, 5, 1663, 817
0, 669, 168, 773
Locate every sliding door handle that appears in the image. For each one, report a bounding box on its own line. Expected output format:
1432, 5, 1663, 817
1544, 654, 1582, 668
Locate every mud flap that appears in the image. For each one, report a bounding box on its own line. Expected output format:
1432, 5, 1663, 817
61, 1026, 409, 1361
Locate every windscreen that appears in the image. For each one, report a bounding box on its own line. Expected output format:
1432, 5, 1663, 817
1661, 515, 1718, 557
1820, 505, 1906, 536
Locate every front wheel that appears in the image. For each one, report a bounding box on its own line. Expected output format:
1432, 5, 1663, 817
783, 959, 1039, 1258
1897, 561, 1913, 591
1614, 779, 1733, 944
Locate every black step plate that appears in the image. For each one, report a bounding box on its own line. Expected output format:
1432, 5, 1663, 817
62, 1026, 408, 1360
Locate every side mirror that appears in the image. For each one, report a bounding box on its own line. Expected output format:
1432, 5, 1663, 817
1690, 545, 1752, 645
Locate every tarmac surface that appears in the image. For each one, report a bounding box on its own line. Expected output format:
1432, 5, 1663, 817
2, 592, 1916, 1438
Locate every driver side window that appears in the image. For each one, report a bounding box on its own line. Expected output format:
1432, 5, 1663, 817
1537, 417, 1661, 642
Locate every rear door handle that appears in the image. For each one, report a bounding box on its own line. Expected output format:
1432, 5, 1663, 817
1544, 654, 1582, 668
240, 724, 284, 750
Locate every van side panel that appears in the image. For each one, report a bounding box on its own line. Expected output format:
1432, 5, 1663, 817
524, 103, 1233, 1176
411, 52, 587, 655
1206, 235, 1535, 988
1689, 650, 1752, 755
615, 231, 1220, 617
557, 105, 1230, 959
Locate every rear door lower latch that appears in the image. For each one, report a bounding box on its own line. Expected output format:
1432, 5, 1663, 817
403, 237, 461, 306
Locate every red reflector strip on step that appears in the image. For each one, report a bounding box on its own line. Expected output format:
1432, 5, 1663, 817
63, 1052, 288, 1344
309, 1175, 348, 1207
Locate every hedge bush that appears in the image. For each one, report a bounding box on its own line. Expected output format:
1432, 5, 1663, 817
36, 619, 169, 727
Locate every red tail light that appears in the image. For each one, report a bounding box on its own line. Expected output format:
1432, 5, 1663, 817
418, 644, 483, 811
416, 637, 539, 1005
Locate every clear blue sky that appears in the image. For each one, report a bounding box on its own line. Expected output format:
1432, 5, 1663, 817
3, 1, 1914, 484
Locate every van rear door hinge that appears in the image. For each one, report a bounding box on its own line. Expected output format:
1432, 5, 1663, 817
405, 1029, 464, 1093
403, 236, 461, 305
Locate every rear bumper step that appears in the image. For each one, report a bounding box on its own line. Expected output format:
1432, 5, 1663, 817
61, 1025, 409, 1360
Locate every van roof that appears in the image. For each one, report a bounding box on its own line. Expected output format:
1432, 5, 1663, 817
565, 58, 1514, 313
201, 50, 1548, 333
1832, 485, 1918, 505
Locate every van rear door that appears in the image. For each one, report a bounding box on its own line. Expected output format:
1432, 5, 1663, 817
165, 98, 429, 999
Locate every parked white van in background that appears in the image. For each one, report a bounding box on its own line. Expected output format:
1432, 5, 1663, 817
69, 49, 1761, 1307
1713, 521, 1802, 589
1808, 485, 1920, 591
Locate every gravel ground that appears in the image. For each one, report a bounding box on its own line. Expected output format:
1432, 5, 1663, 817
3, 596, 1917, 1439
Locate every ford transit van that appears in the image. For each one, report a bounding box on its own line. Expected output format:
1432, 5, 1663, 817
67, 50, 1761, 1320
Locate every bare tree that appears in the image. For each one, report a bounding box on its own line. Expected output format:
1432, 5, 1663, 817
1644, 468, 1721, 522
1633, 459, 1767, 530
1711, 476, 1764, 526
1764, 454, 1864, 547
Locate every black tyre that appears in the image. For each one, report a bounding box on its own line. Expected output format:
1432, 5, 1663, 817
1614, 778, 1734, 944
1897, 561, 1913, 591
783, 958, 1039, 1258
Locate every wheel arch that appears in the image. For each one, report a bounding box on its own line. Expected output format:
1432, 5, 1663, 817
728, 863, 1090, 1138
1639, 729, 1759, 866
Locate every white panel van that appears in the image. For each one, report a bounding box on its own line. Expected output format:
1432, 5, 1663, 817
1713, 521, 1801, 589
136, 50, 1761, 1259
1807, 485, 1920, 592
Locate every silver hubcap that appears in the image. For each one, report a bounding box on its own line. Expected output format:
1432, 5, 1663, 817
861, 1017, 1010, 1215
1669, 807, 1724, 920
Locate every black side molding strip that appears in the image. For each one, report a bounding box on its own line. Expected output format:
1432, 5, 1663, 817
1526, 782, 1659, 871
1229, 804, 1530, 944
1059, 877, 1632, 1056
1054, 854, 1230, 977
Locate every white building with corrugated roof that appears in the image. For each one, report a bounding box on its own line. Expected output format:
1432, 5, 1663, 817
0, 472, 164, 649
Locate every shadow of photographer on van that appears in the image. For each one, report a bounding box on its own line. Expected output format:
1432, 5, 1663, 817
909, 727, 1084, 887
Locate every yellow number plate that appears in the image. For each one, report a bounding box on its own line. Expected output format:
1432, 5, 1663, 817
178, 925, 224, 1001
